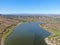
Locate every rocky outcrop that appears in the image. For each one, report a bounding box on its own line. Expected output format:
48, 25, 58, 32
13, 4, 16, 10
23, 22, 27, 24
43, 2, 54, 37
45, 36, 60, 45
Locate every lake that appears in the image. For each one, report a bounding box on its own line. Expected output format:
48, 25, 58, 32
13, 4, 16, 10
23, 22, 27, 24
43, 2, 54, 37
4, 22, 51, 45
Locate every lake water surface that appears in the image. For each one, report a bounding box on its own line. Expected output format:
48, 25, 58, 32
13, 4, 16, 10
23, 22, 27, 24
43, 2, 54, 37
4, 22, 51, 45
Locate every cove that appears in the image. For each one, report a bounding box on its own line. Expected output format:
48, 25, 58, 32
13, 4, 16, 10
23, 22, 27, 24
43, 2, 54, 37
4, 22, 51, 45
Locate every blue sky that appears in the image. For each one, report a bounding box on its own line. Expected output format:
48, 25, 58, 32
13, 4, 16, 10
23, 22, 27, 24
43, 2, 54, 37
0, 0, 60, 14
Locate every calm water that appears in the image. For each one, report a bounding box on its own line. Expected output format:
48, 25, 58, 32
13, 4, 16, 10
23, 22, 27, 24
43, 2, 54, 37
4, 22, 51, 45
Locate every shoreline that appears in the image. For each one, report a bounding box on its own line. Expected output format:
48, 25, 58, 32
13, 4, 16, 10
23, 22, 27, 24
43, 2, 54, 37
1, 22, 36, 45
1, 22, 22, 45
39, 23, 60, 45
39, 24, 53, 45
1, 22, 54, 45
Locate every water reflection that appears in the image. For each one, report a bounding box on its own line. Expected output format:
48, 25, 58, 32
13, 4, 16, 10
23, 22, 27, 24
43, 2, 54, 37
33, 34, 47, 45
4, 22, 50, 45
